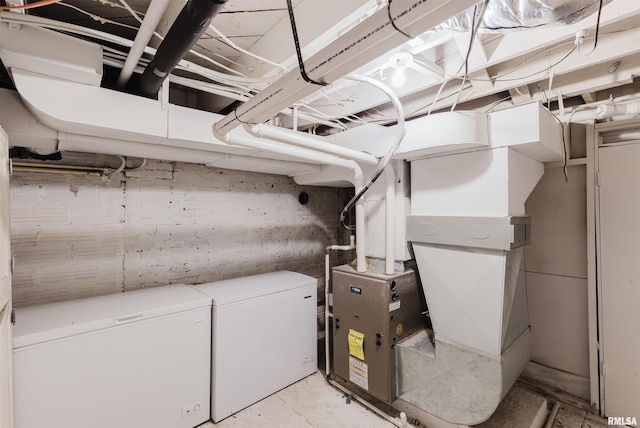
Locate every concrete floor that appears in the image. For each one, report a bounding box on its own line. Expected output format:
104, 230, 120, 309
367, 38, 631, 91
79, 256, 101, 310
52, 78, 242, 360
197, 371, 398, 428
195, 371, 619, 428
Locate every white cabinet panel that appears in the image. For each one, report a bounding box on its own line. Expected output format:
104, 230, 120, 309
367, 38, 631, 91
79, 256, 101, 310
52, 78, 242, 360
598, 143, 640, 418
0, 126, 13, 428
0, 128, 9, 308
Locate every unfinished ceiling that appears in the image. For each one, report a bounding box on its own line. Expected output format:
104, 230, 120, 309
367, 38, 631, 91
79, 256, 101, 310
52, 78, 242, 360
0, 0, 639, 133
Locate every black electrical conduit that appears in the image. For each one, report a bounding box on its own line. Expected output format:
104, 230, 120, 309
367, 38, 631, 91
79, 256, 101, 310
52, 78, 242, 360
138, 0, 229, 97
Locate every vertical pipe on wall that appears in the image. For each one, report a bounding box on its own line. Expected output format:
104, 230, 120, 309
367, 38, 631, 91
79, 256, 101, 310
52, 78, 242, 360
385, 166, 395, 275
324, 235, 356, 378
355, 177, 366, 272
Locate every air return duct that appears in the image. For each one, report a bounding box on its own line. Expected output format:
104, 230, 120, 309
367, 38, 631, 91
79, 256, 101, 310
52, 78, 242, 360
138, 0, 229, 97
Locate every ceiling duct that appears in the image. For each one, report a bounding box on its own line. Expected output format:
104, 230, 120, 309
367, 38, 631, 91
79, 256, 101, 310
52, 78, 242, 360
138, 0, 229, 97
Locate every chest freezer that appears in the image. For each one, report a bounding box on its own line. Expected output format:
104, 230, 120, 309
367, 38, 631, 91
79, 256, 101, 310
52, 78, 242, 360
12, 284, 212, 428
195, 271, 317, 422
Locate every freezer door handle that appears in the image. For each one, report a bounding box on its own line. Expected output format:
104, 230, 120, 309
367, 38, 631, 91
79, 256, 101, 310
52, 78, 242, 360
114, 313, 145, 324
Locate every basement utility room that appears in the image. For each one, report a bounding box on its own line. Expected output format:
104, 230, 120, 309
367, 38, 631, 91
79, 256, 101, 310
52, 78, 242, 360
0, 0, 639, 427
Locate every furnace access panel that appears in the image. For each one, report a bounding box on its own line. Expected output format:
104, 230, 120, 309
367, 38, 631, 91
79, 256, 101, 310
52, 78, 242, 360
331, 265, 424, 403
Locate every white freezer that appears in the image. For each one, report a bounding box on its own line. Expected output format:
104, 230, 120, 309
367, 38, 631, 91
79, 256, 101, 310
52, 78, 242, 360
195, 271, 318, 422
12, 284, 212, 428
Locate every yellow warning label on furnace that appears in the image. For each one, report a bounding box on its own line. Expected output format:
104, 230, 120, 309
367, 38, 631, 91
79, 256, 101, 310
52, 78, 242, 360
348, 329, 365, 360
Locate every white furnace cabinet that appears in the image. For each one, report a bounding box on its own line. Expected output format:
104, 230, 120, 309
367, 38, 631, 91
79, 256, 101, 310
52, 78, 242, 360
195, 271, 318, 422
12, 284, 212, 428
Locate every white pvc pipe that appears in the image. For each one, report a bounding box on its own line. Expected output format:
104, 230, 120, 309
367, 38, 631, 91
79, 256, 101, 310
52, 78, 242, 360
596, 101, 640, 119
292, 106, 298, 131
245, 123, 378, 165
385, 166, 395, 275
214, 129, 366, 273
324, 235, 356, 378
355, 186, 365, 272
116, 0, 169, 88
565, 98, 640, 123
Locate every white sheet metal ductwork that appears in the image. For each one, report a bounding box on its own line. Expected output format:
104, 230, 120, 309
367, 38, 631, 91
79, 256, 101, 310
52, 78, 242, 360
0, 22, 102, 87
398, 103, 563, 425
0, 77, 321, 177
298, 102, 563, 424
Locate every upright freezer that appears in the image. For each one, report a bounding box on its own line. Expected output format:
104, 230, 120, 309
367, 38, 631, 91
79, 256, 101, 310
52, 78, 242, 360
195, 271, 318, 422
12, 284, 212, 428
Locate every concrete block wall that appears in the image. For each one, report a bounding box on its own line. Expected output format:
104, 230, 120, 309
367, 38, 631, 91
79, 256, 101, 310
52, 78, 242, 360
10, 158, 348, 307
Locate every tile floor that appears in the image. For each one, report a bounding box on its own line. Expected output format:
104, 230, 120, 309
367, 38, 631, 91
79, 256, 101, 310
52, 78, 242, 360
196, 371, 619, 428
551, 404, 621, 428
197, 371, 398, 428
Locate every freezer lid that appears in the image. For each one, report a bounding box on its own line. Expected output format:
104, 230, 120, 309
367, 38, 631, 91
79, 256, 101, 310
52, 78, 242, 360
12, 284, 211, 348
195, 271, 317, 306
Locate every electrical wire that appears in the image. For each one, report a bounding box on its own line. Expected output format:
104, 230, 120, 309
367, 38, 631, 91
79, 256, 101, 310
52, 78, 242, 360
339, 74, 406, 231
208, 24, 289, 73
0, 10, 272, 94
576, 0, 604, 56
451, 3, 485, 112
0, 0, 61, 10
117, 0, 249, 78
489, 46, 577, 82
387, 0, 412, 39
59, 2, 140, 31
545, 108, 570, 181
285, 0, 327, 86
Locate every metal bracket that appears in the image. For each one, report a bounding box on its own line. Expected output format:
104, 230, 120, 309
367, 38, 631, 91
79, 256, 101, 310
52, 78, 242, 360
406, 216, 531, 251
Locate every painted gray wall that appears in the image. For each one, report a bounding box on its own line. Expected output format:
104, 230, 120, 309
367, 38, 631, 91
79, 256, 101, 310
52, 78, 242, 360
525, 164, 589, 390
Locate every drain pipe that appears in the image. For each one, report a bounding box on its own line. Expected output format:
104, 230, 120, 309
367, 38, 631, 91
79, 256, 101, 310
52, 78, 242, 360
213, 129, 366, 273
139, 0, 229, 97
565, 97, 640, 122
324, 235, 356, 378
385, 166, 395, 275
116, 0, 170, 89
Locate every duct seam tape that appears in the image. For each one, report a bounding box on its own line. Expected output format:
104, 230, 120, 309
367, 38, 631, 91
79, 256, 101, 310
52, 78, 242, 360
406, 216, 531, 251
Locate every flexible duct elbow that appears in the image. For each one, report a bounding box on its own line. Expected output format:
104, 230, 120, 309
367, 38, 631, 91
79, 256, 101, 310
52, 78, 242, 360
138, 0, 229, 97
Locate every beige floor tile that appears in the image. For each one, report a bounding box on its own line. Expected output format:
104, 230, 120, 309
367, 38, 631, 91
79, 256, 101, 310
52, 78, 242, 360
552, 404, 587, 428
583, 412, 620, 428
212, 393, 313, 428
197, 371, 396, 427
276, 373, 394, 428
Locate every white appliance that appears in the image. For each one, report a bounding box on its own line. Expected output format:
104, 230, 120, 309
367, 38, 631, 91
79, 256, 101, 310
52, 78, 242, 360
12, 284, 212, 428
195, 271, 317, 422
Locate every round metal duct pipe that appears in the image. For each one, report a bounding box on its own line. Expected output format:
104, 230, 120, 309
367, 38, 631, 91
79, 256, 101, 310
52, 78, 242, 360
138, 0, 229, 98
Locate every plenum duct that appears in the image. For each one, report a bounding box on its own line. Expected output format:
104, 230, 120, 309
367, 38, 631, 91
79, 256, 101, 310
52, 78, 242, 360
138, 0, 229, 97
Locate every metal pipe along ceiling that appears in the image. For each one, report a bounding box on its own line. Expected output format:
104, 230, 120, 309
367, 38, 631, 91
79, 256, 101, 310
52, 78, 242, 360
138, 0, 229, 97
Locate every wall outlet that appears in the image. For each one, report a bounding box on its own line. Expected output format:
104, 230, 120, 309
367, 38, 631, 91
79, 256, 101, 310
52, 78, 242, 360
182, 400, 202, 419
302, 352, 316, 365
